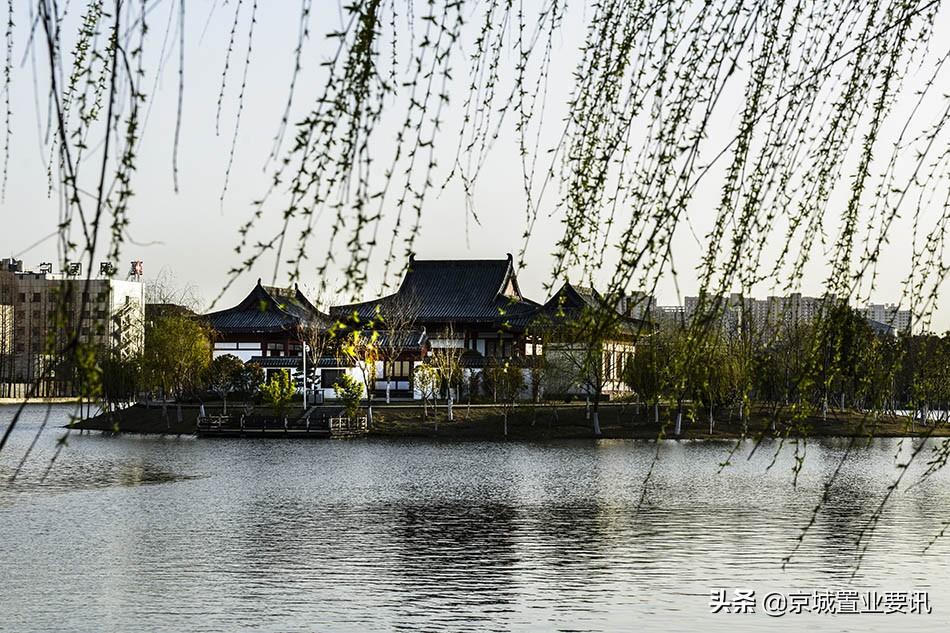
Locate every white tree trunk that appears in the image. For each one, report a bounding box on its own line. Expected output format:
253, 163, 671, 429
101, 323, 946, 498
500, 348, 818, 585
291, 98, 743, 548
367, 405, 374, 429
708, 406, 714, 434
386, 380, 392, 404
503, 413, 508, 438
592, 410, 601, 436
447, 390, 454, 421
654, 402, 659, 424
585, 396, 590, 420
674, 410, 682, 436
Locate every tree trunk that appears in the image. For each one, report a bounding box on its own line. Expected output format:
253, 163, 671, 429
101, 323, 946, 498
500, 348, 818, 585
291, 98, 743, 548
674, 409, 682, 436
654, 401, 659, 424
708, 405, 714, 435
592, 410, 602, 437
447, 389, 454, 421
503, 410, 508, 438
386, 380, 392, 404
585, 396, 591, 420
367, 405, 374, 429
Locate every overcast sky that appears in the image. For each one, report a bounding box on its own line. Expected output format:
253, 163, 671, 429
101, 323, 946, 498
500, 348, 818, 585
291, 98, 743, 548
2, 2, 948, 330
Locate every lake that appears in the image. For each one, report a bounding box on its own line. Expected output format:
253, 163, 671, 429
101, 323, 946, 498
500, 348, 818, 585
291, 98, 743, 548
1, 404, 949, 632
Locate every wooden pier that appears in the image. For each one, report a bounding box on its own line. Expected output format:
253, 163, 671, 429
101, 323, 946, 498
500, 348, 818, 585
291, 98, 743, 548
196, 408, 368, 439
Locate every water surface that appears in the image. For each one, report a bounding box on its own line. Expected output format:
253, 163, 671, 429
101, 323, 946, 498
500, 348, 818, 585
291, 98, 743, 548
1, 404, 948, 631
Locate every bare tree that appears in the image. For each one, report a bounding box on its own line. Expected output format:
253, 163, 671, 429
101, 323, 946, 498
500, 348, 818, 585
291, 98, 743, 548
429, 324, 464, 421
144, 268, 204, 313
375, 294, 421, 404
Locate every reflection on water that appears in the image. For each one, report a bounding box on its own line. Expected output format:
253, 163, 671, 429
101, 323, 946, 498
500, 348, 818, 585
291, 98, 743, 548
1, 405, 949, 632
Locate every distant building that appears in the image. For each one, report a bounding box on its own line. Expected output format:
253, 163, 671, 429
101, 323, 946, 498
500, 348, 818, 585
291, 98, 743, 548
0, 258, 145, 388
679, 291, 910, 337
859, 303, 911, 333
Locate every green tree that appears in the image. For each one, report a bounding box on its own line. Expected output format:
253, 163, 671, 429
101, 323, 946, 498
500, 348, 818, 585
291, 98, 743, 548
100, 353, 141, 412
142, 314, 211, 427
413, 364, 438, 423
340, 329, 380, 428
260, 369, 297, 420
488, 359, 525, 438
237, 363, 265, 397
333, 373, 364, 420
207, 354, 245, 414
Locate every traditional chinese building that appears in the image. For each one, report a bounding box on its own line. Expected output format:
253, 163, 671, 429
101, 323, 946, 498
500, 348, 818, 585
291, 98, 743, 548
331, 254, 541, 373
202, 281, 330, 378
537, 281, 652, 396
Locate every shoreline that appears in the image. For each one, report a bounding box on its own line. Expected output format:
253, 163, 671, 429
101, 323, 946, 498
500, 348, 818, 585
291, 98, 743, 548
66, 402, 949, 441
1, 397, 82, 405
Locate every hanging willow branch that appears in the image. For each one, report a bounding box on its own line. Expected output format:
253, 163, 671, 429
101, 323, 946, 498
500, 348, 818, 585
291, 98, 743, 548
6, 0, 950, 569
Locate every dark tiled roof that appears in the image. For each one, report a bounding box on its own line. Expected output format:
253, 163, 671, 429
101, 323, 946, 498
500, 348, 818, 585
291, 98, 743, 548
313, 356, 352, 368
371, 329, 428, 351
541, 282, 653, 337
202, 280, 331, 335
866, 318, 896, 336
460, 348, 486, 368
331, 255, 540, 329
246, 356, 302, 369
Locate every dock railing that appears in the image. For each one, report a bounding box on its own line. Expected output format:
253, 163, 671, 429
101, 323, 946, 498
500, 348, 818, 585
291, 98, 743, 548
328, 416, 369, 434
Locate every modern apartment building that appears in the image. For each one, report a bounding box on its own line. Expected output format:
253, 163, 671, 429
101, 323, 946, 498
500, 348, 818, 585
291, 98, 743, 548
858, 303, 912, 333
0, 258, 145, 385
681, 291, 912, 336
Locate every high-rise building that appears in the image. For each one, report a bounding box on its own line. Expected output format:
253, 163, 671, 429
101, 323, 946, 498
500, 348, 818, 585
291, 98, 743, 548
679, 291, 911, 336
859, 303, 912, 333
0, 258, 145, 386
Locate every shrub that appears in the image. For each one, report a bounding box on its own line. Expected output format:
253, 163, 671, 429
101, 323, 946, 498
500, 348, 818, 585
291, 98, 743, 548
260, 369, 297, 419
333, 373, 364, 419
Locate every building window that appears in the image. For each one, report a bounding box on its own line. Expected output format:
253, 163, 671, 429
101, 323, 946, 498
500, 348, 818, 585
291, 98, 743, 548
485, 339, 498, 357
266, 342, 284, 357
385, 361, 413, 379
320, 369, 345, 389
17, 292, 25, 303
32, 292, 41, 302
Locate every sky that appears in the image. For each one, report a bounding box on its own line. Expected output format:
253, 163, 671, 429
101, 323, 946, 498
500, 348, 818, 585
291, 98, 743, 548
2, 1, 948, 330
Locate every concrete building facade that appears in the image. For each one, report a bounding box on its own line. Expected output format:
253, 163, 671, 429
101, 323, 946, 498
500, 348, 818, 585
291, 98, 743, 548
0, 258, 145, 386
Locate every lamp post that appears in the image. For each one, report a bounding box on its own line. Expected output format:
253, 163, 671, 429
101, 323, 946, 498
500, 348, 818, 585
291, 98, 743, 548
302, 342, 308, 410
